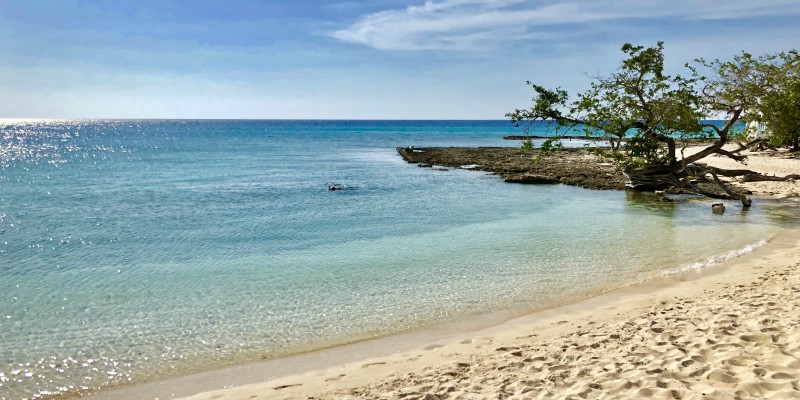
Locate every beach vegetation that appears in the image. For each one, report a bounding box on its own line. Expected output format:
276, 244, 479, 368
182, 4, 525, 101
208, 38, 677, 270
762, 79, 800, 151
520, 137, 535, 151
750, 51, 800, 151
508, 42, 800, 205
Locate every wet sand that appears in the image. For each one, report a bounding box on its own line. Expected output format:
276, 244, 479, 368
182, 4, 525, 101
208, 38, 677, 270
175, 227, 800, 400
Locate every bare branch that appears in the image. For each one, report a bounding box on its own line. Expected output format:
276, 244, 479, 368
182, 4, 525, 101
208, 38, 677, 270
707, 169, 752, 207
700, 122, 722, 136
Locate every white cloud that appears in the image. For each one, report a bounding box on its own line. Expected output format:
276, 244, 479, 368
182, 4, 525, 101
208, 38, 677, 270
331, 0, 800, 50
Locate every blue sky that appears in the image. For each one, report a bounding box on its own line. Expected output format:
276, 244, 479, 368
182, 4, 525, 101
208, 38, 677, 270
1, 0, 800, 119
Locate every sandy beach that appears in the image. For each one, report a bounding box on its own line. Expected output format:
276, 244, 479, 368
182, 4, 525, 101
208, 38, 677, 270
157, 149, 800, 400
685, 145, 800, 198
177, 232, 800, 400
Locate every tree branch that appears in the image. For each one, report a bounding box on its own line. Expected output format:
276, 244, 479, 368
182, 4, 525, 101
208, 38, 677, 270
707, 169, 752, 207
700, 122, 722, 136
689, 164, 760, 177
740, 173, 800, 182
713, 148, 748, 162
680, 143, 723, 165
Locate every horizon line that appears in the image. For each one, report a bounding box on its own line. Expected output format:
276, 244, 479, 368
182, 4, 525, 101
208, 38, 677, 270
0, 117, 512, 122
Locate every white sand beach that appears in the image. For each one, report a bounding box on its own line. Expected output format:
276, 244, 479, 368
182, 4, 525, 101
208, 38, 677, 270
684, 145, 800, 198
173, 231, 800, 400
164, 150, 800, 400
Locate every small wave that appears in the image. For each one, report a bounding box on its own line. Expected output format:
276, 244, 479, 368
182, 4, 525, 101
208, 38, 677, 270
663, 239, 768, 276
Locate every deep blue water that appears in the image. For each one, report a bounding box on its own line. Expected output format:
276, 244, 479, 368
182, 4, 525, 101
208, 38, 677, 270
0, 120, 794, 399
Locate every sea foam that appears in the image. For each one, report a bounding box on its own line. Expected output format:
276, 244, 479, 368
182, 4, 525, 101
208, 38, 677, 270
663, 239, 768, 276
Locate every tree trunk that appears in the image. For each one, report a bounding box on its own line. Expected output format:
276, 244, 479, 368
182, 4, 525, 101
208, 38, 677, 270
622, 164, 683, 191
623, 162, 756, 207
656, 135, 677, 165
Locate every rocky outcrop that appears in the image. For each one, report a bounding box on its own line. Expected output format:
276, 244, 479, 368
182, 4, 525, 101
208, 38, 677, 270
397, 147, 626, 191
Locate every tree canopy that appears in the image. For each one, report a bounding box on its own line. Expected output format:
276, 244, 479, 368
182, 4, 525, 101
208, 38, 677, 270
761, 79, 800, 150
507, 42, 800, 205
751, 51, 800, 151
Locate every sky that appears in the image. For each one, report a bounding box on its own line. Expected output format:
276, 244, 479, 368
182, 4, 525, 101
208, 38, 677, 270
1, 0, 800, 119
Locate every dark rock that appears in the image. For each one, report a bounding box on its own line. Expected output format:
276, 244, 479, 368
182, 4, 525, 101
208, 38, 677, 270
504, 174, 560, 184
397, 147, 626, 191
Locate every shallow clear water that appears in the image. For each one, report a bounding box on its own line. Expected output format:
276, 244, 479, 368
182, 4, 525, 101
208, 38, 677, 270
0, 120, 797, 399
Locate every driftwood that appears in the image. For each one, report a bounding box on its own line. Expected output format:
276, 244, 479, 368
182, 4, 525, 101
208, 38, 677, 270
624, 163, 754, 206
706, 169, 752, 207
623, 171, 680, 192
626, 158, 800, 207
732, 138, 777, 154
739, 173, 800, 182
625, 168, 751, 206
689, 164, 759, 177
690, 161, 800, 182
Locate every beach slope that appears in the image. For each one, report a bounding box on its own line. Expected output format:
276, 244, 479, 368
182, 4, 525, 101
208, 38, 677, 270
173, 149, 800, 400
176, 228, 800, 400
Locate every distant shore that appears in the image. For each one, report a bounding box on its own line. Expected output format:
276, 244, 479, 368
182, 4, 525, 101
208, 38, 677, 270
502, 135, 610, 141
501, 135, 720, 142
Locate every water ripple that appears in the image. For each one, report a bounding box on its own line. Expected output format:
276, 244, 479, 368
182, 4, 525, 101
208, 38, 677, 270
1, 120, 798, 399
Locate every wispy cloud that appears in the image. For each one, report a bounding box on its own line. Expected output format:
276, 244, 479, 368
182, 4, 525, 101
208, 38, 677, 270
331, 0, 800, 50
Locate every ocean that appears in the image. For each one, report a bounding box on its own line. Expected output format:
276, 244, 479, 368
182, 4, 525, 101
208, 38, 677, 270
0, 119, 796, 399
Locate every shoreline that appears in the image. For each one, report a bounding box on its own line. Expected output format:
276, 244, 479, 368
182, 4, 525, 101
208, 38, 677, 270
396, 146, 626, 190
162, 230, 800, 400
397, 144, 800, 198
82, 147, 800, 400
85, 226, 800, 400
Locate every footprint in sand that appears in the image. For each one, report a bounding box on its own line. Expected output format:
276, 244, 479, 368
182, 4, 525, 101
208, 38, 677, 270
707, 370, 738, 384
689, 366, 709, 377
771, 372, 795, 380
325, 374, 346, 382
272, 384, 301, 390
740, 334, 771, 343
515, 334, 538, 339
724, 357, 748, 367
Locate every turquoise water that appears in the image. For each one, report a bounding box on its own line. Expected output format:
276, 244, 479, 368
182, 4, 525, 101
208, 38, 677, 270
0, 120, 796, 399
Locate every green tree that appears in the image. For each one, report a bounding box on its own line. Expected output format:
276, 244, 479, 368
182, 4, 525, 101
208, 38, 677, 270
508, 42, 798, 205
752, 51, 800, 151
509, 42, 704, 164
762, 79, 800, 150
